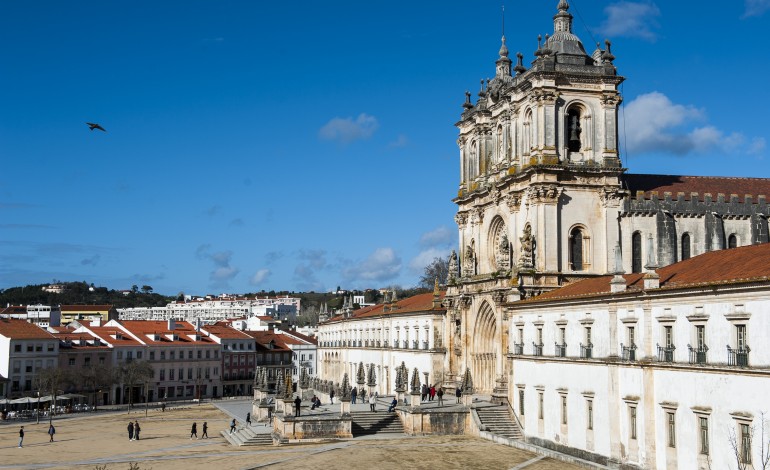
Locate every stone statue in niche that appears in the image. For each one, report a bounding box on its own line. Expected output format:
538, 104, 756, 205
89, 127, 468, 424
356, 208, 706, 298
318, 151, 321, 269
448, 250, 458, 282
518, 225, 535, 269
462, 244, 475, 277
496, 232, 510, 271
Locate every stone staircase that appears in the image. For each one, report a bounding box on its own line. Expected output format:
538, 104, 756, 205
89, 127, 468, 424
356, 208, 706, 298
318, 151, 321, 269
351, 411, 404, 437
220, 425, 274, 446
475, 405, 523, 439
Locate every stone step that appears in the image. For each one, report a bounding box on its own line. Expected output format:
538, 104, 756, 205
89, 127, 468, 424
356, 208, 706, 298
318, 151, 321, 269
351, 411, 404, 436
476, 406, 523, 440
221, 428, 273, 446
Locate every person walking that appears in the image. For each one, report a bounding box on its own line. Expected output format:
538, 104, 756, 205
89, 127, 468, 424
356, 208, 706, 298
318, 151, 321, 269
201, 421, 208, 439
369, 391, 377, 412
329, 388, 335, 404
127, 421, 134, 441
133, 420, 141, 440
190, 422, 198, 439
18, 426, 24, 448
421, 384, 428, 402
294, 395, 302, 417
246, 412, 251, 426
455, 386, 462, 404
48, 423, 56, 442
429, 385, 436, 401
351, 387, 357, 404
437, 387, 444, 406
229, 418, 236, 434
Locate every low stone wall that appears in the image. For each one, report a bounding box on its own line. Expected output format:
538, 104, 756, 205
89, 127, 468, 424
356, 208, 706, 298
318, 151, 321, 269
399, 408, 470, 435
273, 413, 352, 440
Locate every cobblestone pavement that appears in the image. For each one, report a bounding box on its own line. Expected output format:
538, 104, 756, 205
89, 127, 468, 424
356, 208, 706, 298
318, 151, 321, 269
0, 400, 584, 470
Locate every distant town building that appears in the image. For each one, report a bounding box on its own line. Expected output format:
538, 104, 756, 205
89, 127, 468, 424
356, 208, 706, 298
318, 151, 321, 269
60, 305, 117, 326
117, 296, 300, 323
0, 318, 59, 398
1, 304, 61, 328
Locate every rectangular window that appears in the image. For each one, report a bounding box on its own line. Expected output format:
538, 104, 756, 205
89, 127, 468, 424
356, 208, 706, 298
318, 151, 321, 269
741, 424, 752, 464
14, 344, 21, 352
150, 351, 155, 360
84, 357, 91, 366
630, 407, 638, 440
187, 368, 193, 380
99, 357, 105, 365
737, 325, 747, 349
136, 351, 143, 359
68, 357, 76, 366
170, 350, 175, 360
47, 344, 54, 352
197, 350, 202, 359
628, 326, 635, 345
587, 400, 593, 430
188, 350, 193, 359
35, 344, 42, 352
169, 369, 175, 380
519, 389, 525, 416
668, 412, 676, 448
559, 327, 566, 344
538, 392, 544, 420
537, 328, 543, 344
117, 351, 123, 360
27, 345, 33, 352
518, 328, 524, 343
665, 326, 673, 348
160, 351, 166, 360
562, 396, 568, 425
700, 417, 709, 455
585, 327, 592, 345
205, 350, 210, 359
160, 369, 165, 381
696, 325, 706, 349
179, 368, 183, 380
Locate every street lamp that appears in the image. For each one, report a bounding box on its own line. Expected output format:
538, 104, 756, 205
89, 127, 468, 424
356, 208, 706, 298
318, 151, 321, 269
36, 391, 40, 425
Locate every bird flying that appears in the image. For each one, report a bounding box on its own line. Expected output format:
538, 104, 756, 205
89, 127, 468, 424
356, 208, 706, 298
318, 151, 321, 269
86, 122, 106, 132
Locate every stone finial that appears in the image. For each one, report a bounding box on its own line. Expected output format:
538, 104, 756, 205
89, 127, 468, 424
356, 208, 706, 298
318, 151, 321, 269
284, 372, 293, 399
643, 235, 660, 289
367, 363, 377, 387
341, 373, 351, 400
461, 368, 474, 393
356, 362, 366, 385
276, 368, 285, 397
610, 243, 626, 293
394, 366, 404, 391
463, 91, 473, 110
410, 368, 421, 394
299, 367, 309, 389
534, 35, 543, 57
602, 40, 615, 63
514, 52, 526, 74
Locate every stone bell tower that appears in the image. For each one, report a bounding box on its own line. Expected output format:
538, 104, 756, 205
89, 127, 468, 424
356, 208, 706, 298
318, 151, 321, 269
445, 0, 626, 396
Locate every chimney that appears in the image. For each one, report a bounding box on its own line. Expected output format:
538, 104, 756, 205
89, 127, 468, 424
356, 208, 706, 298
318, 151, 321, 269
610, 243, 626, 293
643, 235, 660, 289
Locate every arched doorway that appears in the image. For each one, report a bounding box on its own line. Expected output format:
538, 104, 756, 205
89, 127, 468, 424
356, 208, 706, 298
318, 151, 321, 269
470, 302, 497, 394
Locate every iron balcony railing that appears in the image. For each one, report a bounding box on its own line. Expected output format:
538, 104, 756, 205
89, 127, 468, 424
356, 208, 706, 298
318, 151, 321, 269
532, 342, 544, 357
555, 342, 567, 358
621, 343, 637, 361
393, 340, 398, 348
657, 344, 675, 363
422, 341, 429, 350
727, 345, 750, 367
412, 340, 419, 350
402, 340, 408, 349
580, 343, 593, 359
688, 344, 709, 365
513, 343, 524, 355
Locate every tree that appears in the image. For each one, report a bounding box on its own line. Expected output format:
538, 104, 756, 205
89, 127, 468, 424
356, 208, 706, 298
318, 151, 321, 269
118, 360, 153, 411
728, 412, 770, 470
419, 256, 450, 290
79, 364, 115, 409
33, 367, 73, 423
140, 285, 153, 294
131, 285, 139, 293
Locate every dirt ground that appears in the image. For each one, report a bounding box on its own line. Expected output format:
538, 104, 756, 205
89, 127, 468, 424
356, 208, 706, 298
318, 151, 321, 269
0, 404, 582, 470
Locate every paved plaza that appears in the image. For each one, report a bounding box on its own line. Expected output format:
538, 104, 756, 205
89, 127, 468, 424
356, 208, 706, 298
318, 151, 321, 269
0, 399, 583, 470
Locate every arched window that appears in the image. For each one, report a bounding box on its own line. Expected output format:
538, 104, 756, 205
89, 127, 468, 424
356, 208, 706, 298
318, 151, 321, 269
728, 234, 738, 249
569, 228, 584, 271
567, 108, 582, 153
681, 233, 691, 260
632, 232, 643, 273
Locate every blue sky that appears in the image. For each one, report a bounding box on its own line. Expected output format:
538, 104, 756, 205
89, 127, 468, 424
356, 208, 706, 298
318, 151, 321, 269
1, 1, 769, 296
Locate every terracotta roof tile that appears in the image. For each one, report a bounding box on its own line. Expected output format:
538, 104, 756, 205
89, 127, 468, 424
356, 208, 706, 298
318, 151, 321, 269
0, 318, 57, 339
518, 243, 770, 304
325, 291, 446, 323
623, 174, 770, 203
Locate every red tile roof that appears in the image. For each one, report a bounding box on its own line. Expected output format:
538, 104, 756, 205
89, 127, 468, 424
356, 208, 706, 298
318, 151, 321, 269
200, 324, 255, 340
86, 326, 143, 346
325, 291, 446, 323
277, 329, 317, 345
0, 318, 56, 340
623, 174, 770, 203
243, 330, 290, 350
517, 243, 770, 304
118, 320, 217, 346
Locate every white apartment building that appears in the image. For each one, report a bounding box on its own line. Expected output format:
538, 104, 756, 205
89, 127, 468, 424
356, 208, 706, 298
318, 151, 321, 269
0, 318, 59, 398
117, 296, 300, 323
506, 243, 770, 470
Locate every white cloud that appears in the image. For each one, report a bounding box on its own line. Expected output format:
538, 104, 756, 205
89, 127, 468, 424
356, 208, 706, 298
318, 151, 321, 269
743, 0, 770, 18
623, 92, 764, 158
318, 113, 379, 144
195, 245, 239, 284
389, 134, 409, 148
748, 137, 767, 155
249, 269, 271, 285
342, 247, 401, 283
408, 248, 450, 274
597, 2, 661, 42
419, 226, 454, 248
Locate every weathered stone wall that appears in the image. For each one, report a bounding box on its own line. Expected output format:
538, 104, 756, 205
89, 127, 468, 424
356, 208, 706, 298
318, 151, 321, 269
399, 409, 470, 436
273, 415, 352, 440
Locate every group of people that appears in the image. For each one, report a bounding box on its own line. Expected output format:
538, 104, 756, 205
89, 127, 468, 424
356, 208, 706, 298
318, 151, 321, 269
421, 384, 445, 405
127, 420, 141, 440
191, 421, 209, 439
